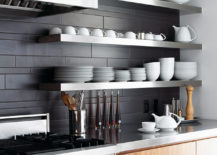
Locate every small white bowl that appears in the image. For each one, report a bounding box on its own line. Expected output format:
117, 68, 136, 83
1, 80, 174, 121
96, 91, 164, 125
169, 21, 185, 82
49, 27, 62, 35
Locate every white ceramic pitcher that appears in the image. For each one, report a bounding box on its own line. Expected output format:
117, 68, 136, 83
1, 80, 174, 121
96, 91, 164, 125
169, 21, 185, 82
173, 25, 197, 43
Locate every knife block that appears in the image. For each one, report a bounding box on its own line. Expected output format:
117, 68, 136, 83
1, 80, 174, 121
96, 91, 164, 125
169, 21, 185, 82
186, 86, 194, 120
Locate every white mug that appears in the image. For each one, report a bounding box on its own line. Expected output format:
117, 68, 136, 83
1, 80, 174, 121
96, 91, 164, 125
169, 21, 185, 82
117, 33, 124, 38
145, 32, 154, 40
125, 31, 136, 39
63, 26, 77, 35
78, 27, 90, 36
91, 29, 104, 37
104, 30, 117, 38
49, 27, 62, 35
154, 33, 166, 41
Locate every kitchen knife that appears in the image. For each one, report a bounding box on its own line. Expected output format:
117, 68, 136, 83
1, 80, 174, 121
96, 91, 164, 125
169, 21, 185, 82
95, 91, 102, 129
115, 90, 121, 128
102, 91, 107, 129
108, 91, 114, 128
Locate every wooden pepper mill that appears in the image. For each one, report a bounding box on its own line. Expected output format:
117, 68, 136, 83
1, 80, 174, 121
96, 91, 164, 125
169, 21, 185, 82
186, 86, 194, 120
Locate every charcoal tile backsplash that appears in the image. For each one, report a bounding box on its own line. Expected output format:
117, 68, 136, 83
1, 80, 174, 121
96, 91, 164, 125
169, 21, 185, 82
0, 2, 179, 133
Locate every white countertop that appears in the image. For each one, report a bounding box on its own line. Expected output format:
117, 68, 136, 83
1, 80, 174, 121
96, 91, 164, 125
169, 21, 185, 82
37, 120, 217, 155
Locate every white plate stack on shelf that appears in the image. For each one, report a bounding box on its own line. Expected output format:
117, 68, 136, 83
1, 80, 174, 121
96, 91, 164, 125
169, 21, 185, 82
115, 70, 131, 82
130, 68, 146, 81
54, 66, 93, 83
93, 67, 115, 82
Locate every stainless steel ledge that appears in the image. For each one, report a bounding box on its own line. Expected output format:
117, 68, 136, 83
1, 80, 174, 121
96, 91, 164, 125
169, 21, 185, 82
39, 80, 202, 91
119, 0, 202, 14
0, 4, 42, 17
38, 34, 202, 50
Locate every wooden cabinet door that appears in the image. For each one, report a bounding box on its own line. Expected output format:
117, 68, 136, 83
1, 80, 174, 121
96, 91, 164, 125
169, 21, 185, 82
197, 138, 217, 155
121, 142, 196, 155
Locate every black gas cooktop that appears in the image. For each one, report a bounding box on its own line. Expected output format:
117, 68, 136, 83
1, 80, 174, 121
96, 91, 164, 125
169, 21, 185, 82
0, 133, 105, 155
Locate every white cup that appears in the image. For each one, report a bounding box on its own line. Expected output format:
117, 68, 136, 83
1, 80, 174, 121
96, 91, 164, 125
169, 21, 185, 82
145, 32, 154, 40
78, 27, 90, 36
91, 29, 104, 37
142, 122, 156, 131
117, 33, 124, 38
125, 31, 136, 39
144, 62, 160, 81
104, 30, 117, 38
49, 27, 62, 35
63, 26, 77, 35
159, 57, 175, 81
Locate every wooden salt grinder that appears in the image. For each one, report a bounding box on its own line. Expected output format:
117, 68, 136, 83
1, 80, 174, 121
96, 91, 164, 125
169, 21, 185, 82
186, 86, 194, 120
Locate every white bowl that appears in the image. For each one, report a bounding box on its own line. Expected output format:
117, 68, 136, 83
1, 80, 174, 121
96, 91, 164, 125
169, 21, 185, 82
159, 58, 175, 81
174, 62, 197, 80
49, 27, 62, 35
144, 62, 160, 81
175, 62, 197, 68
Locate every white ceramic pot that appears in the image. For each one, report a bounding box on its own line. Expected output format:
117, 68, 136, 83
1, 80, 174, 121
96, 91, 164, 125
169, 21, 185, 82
154, 33, 166, 41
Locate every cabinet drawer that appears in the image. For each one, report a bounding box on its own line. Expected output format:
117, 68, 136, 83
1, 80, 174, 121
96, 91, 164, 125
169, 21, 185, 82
197, 138, 217, 155
120, 142, 196, 155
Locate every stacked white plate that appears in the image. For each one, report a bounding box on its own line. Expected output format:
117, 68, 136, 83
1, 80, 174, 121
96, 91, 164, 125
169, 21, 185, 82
115, 70, 130, 82
93, 67, 114, 82
130, 68, 146, 81
54, 66, 93, 83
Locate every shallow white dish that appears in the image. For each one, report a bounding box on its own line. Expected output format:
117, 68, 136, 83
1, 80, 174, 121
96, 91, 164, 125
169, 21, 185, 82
55, 74, 93, 78
94, 72, 114, 77
56, 66, 93, 72
94, 67, 114, 72
55, 77, 92, 82
138, 128, 159, 134
55, 71, 93, 75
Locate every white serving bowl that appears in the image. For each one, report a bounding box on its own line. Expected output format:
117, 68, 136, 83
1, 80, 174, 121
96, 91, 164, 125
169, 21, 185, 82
174, 62, 197, 80
175, 62, 197, 68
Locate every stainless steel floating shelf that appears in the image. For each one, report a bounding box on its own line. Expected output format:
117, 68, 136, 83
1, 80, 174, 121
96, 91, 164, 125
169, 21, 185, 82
39, 80, 202, 91
119, 0, 202, 14
38, 34, 202, 50
0, 4, 43, 17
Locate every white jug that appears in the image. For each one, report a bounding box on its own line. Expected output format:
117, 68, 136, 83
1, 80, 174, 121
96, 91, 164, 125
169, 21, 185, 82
173, 25, 197, 43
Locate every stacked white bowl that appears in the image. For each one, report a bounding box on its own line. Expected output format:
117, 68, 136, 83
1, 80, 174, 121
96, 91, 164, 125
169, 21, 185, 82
159, 57, 175, 81
93, 67, 114, 82
115, 70, 131, 82
144, 62, 160, 81
130, 68, 146, 81
174, 62, 198, 80
54, 66, 93, 83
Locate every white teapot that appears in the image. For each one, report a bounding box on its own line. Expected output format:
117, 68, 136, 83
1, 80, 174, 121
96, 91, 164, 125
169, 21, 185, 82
152, 113, 181, 131
173, 25, 197, 43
